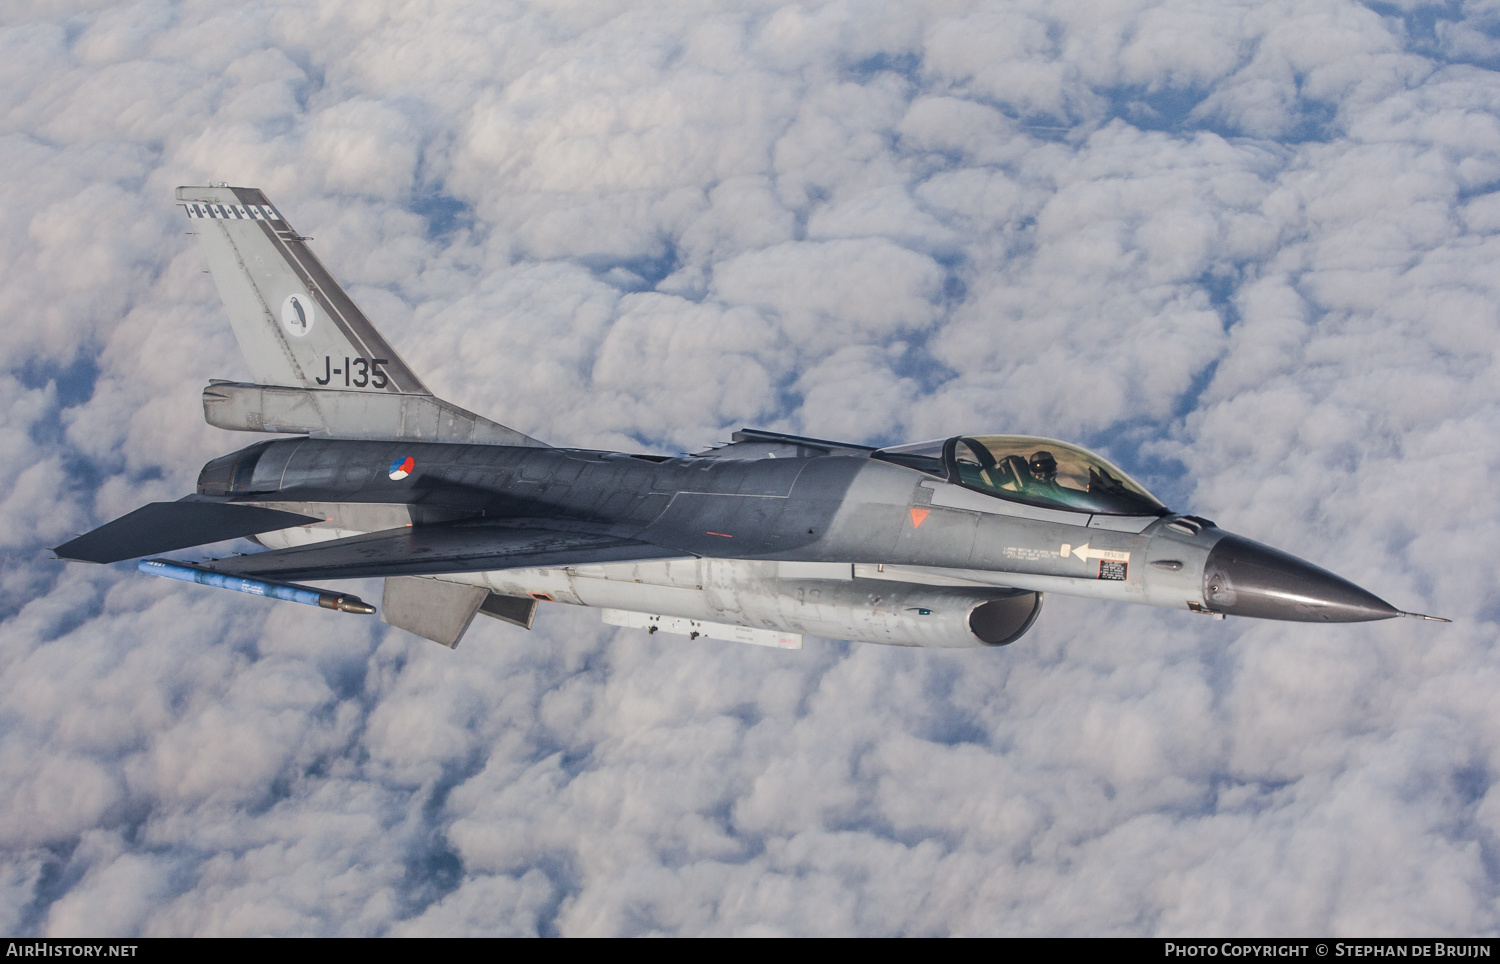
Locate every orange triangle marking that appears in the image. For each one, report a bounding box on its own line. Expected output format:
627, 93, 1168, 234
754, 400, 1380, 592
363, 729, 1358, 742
909, 507, 931, 528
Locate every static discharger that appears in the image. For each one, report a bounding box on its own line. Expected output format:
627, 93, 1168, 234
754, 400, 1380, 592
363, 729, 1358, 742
138, 559, 375, 614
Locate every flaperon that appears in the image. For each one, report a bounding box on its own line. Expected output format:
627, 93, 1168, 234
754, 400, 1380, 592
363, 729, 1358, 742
52, 187, 1448, 649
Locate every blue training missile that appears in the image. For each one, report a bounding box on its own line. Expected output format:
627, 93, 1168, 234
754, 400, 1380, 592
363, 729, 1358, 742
138, 559, 376, 614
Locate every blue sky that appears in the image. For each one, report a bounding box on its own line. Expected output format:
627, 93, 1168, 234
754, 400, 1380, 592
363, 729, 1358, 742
1, 0, 1497, 935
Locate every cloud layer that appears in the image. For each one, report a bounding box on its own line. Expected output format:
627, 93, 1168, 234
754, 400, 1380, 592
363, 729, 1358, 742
1, 0, 1498, 935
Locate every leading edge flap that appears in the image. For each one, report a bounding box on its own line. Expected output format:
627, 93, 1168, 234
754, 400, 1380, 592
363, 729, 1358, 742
205, 518, 686, 581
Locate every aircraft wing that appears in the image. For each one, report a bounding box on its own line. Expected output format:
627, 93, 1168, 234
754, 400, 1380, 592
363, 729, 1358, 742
204, 518, 685, 580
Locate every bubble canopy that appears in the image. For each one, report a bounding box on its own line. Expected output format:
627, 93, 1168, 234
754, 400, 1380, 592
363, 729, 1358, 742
873, 435, 1168, 517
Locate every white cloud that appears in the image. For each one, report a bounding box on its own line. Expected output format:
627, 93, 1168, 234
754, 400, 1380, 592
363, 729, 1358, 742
712, 237, 946, 353
1, 0, 1497, 938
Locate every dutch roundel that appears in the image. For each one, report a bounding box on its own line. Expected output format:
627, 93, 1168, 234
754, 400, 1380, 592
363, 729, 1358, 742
388, 456, 415, 481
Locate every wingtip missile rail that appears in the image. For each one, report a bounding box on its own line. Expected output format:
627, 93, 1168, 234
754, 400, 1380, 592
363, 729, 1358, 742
138, 559, 376, 614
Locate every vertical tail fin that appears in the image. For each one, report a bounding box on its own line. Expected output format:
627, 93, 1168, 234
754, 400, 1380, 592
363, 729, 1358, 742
179, 186, 547, 448
177, 185, 426, 394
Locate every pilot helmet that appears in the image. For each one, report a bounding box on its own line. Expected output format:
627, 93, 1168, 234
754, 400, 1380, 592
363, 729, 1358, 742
1028, 450, 1058, 481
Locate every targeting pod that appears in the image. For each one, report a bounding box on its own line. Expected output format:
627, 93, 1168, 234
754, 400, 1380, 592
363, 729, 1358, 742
138, 559, 375, 614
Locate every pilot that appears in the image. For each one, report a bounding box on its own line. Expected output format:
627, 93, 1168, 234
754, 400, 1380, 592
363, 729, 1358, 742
1023, 451, 1067, 499
1028, 450, 1058, 483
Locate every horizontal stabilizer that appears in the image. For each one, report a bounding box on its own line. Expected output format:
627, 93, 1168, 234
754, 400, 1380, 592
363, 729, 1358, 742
206, 518, 684, 580
55, 501, 322, 564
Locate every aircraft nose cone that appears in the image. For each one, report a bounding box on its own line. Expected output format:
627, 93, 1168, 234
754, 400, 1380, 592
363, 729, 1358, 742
1202, 533, 1400, 622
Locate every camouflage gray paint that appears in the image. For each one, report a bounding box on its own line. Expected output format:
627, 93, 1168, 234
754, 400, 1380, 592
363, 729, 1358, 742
53, 187, 1443, 650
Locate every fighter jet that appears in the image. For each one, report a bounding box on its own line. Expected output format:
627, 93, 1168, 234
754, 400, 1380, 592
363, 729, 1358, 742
53, 186, 1447, 649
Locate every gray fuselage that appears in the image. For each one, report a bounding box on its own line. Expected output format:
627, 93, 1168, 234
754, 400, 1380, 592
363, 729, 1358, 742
193, 435, 1388, 647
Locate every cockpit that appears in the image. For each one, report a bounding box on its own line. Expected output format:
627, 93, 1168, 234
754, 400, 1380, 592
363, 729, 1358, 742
873, 435, 1168, 517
